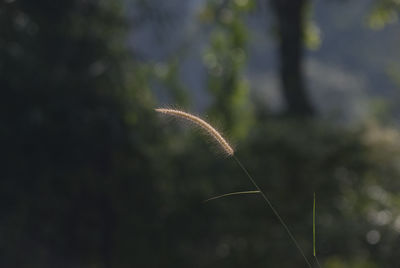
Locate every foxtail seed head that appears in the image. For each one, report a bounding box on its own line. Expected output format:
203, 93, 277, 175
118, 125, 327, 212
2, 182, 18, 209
155, 108, 234, 156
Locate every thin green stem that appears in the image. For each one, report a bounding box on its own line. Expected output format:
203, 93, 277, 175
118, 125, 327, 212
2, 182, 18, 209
203, 190, 260, 203
233, 155, 312, 268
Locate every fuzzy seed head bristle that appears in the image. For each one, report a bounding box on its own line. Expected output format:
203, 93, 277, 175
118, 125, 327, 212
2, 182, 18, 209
155, 108, 234, 156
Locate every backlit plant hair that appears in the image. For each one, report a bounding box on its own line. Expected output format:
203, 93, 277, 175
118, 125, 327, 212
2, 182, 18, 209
155, 108, 313, 268
155, 108, 234, 156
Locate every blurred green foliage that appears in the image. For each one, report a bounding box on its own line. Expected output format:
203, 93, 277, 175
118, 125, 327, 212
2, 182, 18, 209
201, 0, 253, 140
303, 2, 321, 50
1, 0, 400, 268
368, 0, 400, 30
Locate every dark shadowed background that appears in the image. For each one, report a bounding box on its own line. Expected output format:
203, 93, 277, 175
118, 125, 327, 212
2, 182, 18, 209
1, 0, 400, 267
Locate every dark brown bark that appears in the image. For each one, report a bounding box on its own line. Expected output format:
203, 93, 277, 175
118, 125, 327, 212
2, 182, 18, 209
270, 0, 314, 116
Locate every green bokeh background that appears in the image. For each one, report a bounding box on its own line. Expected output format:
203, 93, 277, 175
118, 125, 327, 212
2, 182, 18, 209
1, 0, 400, 267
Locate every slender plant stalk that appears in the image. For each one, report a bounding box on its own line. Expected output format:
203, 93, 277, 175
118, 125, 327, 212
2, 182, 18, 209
233, 155, 313, 268
156, 108, 313, 268
203, 190, 260, 202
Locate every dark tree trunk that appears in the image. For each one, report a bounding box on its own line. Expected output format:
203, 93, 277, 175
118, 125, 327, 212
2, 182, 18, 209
270, 0, 314, 117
